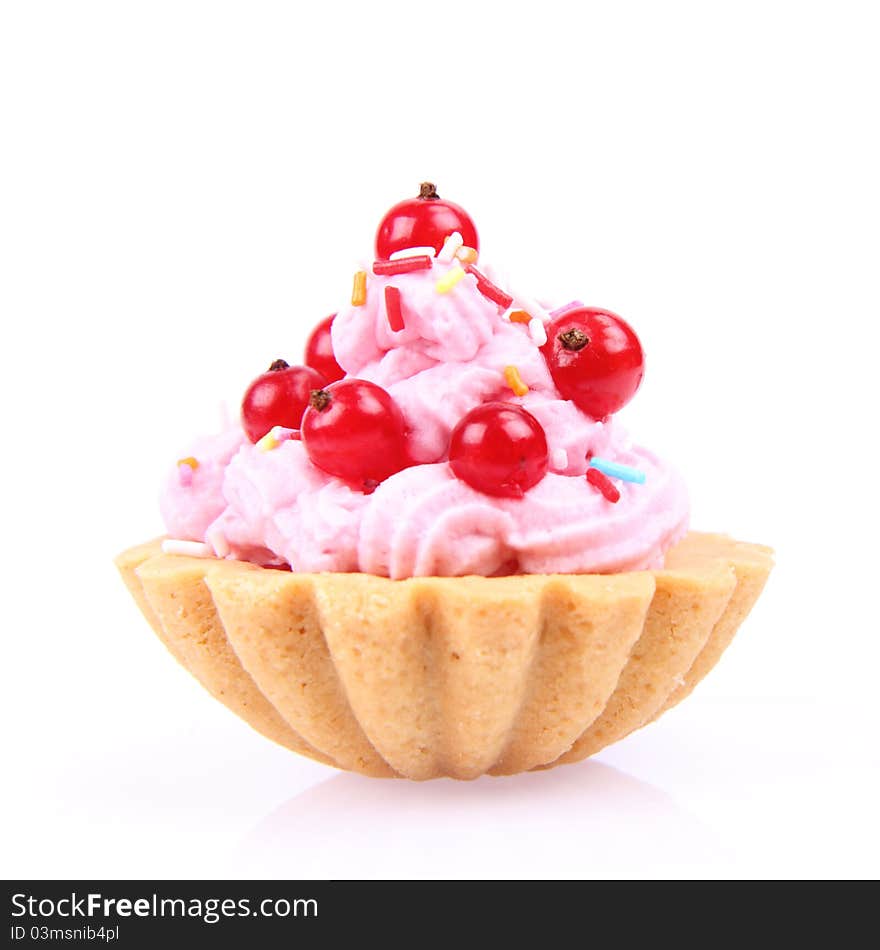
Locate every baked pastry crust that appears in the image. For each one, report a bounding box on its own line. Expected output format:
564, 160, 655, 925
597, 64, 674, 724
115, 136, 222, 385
116, 532, 772, 780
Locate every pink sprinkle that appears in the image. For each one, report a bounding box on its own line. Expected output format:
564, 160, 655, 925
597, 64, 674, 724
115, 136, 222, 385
464, 264, 514, 310
550, 300, 585, 318
385, 285, 405, 332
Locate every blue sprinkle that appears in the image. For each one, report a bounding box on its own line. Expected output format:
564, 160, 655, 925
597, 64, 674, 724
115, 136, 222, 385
588, 457, 647, 484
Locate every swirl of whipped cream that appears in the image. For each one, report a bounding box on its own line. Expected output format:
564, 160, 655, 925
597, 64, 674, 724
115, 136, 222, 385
160, 255, 690, 577
332, 266, 501, 380
333, 266, 566, 462
206, 440, 368, 571
357, 451, 687, 578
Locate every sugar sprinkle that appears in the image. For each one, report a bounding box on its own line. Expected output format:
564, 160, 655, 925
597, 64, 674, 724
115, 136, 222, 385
510, 286, 552, 325
385, 285, 405, 332
351, 270, 367, 306
586, 467, 620, 503
435, 264, 467, 294
389, 246, 437, 260
529, 318, 548, 346
256, 426, 298, 452
177, 456, 198, 486
437, 231, 464, 262
550, 300, 585, 318
161, 539, 214, 558
464, 264, 514, 310
503, 365, 529, 397
588, 457, 647, 484
372, 256, 433, 276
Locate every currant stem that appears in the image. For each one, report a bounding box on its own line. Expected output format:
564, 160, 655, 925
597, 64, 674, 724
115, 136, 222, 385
309, 389, 332, 412
268, 358, 290, 371
559, 328, 589, 351
419, 182, 440, 200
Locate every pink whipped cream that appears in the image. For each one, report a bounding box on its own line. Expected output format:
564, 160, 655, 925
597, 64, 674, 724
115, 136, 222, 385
160, 258, 689, 577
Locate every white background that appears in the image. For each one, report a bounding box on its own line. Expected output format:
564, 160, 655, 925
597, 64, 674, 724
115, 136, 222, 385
1, 0, 878, 879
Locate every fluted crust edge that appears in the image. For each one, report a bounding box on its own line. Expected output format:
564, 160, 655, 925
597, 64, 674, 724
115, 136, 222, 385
116, 532, 772, 779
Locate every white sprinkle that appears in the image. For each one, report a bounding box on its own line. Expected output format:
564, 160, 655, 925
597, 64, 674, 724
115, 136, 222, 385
437, 231, 464, 263
207, 526, 230, 558
481, 262, 508, 287
162, 539, 213, 558
529, 318, 548, 346
476, 262, 550, 329
551, 448, 568, 471
512, 290, 552, 326
389, 246, 437, 260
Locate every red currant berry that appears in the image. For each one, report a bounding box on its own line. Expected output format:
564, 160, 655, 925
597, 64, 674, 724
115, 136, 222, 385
375, 182, 479, 260
541, 307, 645, 419
241, 360, 327, 443
304, 314, 345, 383
301, 379, 409, 489
449, 402, 549, 498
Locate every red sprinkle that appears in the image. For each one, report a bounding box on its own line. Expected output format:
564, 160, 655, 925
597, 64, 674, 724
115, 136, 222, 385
372, 256, 433, 276
464, 264, 514, 310
385, 285, 405, 332
586, 467, 620, 503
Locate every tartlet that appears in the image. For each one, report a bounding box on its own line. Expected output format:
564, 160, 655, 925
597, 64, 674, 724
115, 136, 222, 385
117, 532, 771, 779
118, 184, 772, 779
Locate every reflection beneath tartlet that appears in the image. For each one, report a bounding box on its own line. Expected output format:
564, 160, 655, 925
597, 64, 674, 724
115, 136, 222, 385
232, 759, 726, 879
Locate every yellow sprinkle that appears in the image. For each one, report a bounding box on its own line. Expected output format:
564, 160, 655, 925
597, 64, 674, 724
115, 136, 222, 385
177, 456, 199, 470
455, 246, 478, 265
256, 431, 279, 452
435, 264, 466, 294
351, 270, 367, 306
504, 365, 529, 397
509, 310, 531, 324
